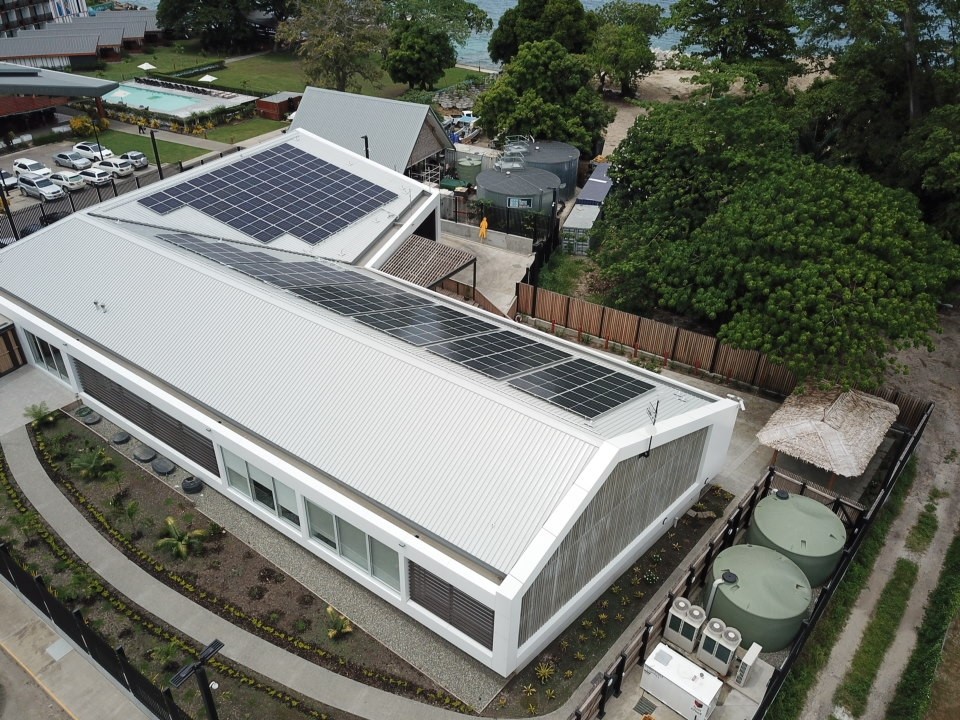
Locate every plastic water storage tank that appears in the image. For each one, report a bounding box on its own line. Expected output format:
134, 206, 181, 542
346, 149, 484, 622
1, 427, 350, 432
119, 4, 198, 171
521, 141, 580, 201
747, 489, 847, 586
456, 156, 482, 186
475, 167, 562, 215
707, 545, 811, 652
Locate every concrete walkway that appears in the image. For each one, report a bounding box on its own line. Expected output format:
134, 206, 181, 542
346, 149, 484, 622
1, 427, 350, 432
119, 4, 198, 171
108, 119, 233, 152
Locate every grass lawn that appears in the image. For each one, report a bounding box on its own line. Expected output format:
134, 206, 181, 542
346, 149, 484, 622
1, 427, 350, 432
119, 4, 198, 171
204, 118, 289, 144
80, 40, 227, 83
95, 130, 208, 164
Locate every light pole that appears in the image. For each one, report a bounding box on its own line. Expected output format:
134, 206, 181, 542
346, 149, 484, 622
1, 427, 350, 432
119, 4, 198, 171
149, 129, 164, 180
90, 118, 105, 162
170, 639, 224, 720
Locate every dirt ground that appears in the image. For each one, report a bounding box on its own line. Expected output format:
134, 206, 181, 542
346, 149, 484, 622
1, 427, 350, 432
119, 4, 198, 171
800, 304, 960, 720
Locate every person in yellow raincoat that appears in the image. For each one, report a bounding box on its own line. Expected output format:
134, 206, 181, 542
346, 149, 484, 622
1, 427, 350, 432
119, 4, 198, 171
479, 216, 489, 240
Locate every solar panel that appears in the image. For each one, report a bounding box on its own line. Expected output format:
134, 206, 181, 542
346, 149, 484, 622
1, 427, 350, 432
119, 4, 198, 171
427, 332, 571, 379
354, 306, 498, 345
508, 359, 655, 418
140, 144, 398, 246
290, 283, 434, 315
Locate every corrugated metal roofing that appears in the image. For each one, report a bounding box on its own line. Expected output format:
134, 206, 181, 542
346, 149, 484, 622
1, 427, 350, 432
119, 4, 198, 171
0, 35, 100, 59
0, 219, 600, 573
378, 234, 474, 287
0, 61, 116, 96
577, 163, 612, 206
19, 25, 125, 47
71, 17, 148, 39
292, 87, 439, 173
562, 204, 600, 231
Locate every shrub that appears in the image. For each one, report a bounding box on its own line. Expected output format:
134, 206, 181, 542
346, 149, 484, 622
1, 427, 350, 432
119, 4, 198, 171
155, 516, 208, 559
324, 605, 353, 639
70, 115, 95, 137
23, 402, 57, 427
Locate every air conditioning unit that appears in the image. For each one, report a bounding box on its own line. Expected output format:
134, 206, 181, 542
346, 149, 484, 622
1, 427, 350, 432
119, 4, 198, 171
735, 643, 762, 687
696, 618, 726, 673
665, 598, 707, 652
715, 626, 742, 675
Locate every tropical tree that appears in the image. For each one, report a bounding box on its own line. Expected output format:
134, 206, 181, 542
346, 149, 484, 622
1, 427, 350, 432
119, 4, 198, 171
475, 40, 614, 153
23, 402, 56, 427
155, 516, 208, 559
670, 0, 797, 63
384, 19, 457, 89
277, 0, 388, 92
382, 0, 490, 47
588, 0, 662, 95
69, 448, 112, 481
488, 0, 596, 64
157, 0, 257, 53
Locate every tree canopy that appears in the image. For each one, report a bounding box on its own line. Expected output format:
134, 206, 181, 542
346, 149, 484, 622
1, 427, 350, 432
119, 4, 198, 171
157, 0, 256, 52
474, 39, 614, 154
384, 19, 457, 89
587, 0, 662, 95
382, 0, 490, 47
276, 0, 388, 92
488, 0, 596, 65
592, 95, 957, 388
670, 0, 797, 62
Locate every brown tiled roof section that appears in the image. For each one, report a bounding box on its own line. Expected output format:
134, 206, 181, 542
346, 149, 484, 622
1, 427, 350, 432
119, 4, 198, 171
379, 234, 475, 287
0, 96, 68, 117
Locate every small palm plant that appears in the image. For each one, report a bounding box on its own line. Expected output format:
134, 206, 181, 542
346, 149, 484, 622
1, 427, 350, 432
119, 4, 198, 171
325, 605, 353, 639
69, 448, 112, 481
155, 516, 207, 559
23, 402, 56, 427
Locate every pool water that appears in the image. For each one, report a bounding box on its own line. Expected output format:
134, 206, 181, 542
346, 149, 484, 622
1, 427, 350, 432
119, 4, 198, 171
103, 83, 201, 113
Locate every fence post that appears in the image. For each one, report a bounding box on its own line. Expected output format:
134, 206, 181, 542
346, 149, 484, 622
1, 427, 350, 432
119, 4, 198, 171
72, 608, 92, 653
115, 645, 135, 691
606, 653, 626, 697
162, 688, 180, 720
34, 575, 54, 618
531, 283, 538, 321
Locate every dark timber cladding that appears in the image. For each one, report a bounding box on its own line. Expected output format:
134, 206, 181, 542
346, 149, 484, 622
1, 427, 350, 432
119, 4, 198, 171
72, 360, 218, 474
139, 144, 397, 245
517, 428, 709, 646
408, 562, 495, 649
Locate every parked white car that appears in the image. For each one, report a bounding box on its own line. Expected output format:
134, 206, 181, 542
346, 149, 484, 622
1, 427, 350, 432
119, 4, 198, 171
18, 173, 65, 201
53, 151, 93, 170
119, 150, 149, 169
49, 171, 87, 192
12, 158, 51, 178
0, 170, 16, 193
95, 158, 134, 178
72, 142, 114, 161
78, 168, 113, 187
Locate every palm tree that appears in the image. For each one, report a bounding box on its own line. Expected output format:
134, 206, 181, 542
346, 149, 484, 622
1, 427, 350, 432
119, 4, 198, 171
69, 448, 111, 481
155, 516, 207, 559
23, 402, 56, 427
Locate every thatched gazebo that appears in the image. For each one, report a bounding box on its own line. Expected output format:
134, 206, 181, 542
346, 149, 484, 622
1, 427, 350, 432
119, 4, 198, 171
757, 389, 899, 486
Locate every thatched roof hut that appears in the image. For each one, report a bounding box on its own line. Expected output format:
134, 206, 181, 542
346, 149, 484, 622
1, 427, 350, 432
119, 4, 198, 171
757, 390, 899, 478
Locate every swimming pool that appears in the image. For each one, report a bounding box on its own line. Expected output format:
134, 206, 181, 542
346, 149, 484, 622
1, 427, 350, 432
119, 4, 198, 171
102, 82, 257, 119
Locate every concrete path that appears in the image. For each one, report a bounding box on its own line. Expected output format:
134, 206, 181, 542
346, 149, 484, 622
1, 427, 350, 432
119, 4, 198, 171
0, 580, 151, 720
107, 119, 233, 152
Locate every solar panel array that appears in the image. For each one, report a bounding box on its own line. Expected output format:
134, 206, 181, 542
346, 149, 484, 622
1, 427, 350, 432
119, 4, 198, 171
140, 144, 397, 246
156, 232, 655, 419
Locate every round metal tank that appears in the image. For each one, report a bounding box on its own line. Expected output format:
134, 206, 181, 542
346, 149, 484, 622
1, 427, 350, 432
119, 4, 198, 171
707, 545, 811, 651
747, 490, 847, 586
457, 157, 482, 186
521, 141, 580, 201
476, 167, 561, 215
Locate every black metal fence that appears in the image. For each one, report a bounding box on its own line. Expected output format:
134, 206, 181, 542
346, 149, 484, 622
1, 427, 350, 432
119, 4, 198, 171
0, 147, 242, 243
0, 543, 193, 720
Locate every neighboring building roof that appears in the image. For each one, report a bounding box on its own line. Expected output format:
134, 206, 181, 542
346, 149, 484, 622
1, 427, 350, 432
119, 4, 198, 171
19, 25, 125, 48
259, 91, 302, 104
0, 35, 100, 60
577, 163, 612, 206
0, 95, 68, 117
562, 204, 600, 231
87, 9, 161, 33
0, 62, 116, 96
378, 234, 475, 287
292, 87, 453, 173
757, 389, 899, 477
71, 16, 148, 40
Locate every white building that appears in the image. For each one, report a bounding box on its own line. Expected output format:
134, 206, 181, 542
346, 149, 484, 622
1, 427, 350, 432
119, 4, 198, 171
0, 129, 738, 676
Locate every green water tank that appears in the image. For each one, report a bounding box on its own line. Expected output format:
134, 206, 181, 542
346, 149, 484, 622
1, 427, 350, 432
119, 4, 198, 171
457, 157, 482, 186
747, 490, 847, 586
707, 544, 811, 652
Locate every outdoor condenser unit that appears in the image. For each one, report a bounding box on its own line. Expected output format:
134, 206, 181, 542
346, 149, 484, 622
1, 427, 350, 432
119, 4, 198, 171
665, 597, 707, 653
735, 643, 762, 687
697, 620, 741, 675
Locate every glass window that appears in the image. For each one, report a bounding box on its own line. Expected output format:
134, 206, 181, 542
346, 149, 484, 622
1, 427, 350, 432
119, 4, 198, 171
370, 537, 400, 591
274, 479, 300, 526
306, 500, 337, 549
25, 332, 68, 381
249, 465, 275, 511
337, 518, 369, 571
222, 448, 251, 497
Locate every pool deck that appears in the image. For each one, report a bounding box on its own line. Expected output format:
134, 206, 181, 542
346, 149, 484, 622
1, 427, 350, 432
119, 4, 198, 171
105, 81, 258, 119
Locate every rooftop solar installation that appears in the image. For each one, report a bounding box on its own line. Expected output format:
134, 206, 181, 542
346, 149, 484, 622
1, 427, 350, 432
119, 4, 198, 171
509, 359, 656, 417
140, 144, 397, 246
154, 232, 655, 419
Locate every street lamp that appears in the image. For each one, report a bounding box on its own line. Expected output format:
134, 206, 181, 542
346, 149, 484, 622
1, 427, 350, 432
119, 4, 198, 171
170, 639, 224, 720
89, 118, 105, 162
149, 129, 164, 180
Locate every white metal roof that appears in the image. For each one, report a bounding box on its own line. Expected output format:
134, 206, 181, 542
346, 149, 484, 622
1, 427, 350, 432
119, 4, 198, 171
291, 87, 447, 173
92, 130, 436, 264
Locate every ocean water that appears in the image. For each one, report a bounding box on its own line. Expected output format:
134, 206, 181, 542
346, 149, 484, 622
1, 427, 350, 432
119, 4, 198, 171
135, 0, 678, 70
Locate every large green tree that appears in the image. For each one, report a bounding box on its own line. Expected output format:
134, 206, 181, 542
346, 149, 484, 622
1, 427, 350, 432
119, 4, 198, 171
593, 95, 956, 387
588, 0, 662, 95
384, 20, 457, 89
488, 0, 596, 65
277, 0, 388, 92
157, 0, 256, 52
670, 0, 797, 62
474, 39, 614, 154
382, 0, 491, 47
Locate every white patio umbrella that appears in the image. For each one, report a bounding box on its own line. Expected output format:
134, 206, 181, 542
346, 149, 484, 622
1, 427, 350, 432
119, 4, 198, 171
137, 62, 157, 71
198, 75, 218, 83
